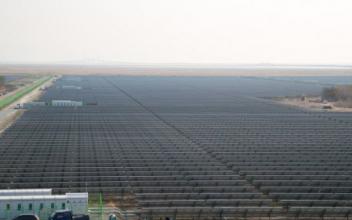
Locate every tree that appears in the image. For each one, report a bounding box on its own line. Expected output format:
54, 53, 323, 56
321, 87, 338, 102
0, 76, 4, 86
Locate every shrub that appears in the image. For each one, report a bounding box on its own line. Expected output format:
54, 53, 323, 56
321, 87, 338, 101
321, 85, 352, 102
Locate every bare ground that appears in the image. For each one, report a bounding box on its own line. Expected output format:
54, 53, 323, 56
273, 96, 352, 112
1, 64, 352, 76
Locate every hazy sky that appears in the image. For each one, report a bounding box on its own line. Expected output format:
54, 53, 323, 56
1, 0, 352, 64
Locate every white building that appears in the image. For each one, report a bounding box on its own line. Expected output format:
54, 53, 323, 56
0, 189, 88, 220
61, 85, 82, 90
51, 100, 83, 107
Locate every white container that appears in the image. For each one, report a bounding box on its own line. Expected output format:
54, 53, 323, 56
0, 190, 88, 220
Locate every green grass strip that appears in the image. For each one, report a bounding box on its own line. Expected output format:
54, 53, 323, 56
0, 76, 52, 110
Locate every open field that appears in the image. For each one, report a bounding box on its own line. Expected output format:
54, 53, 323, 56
270, 84, 352, 112
273, 96, 352, 112
1, 64, 352, 76
0, 75, 352, 219
0, 76, 56, 133
0, 76, 52, 110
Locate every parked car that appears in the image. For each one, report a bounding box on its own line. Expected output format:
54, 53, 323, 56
49, 210, 89, 220
12, 214, 40, 220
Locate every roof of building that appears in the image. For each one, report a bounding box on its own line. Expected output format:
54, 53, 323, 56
0, 189, 88, 201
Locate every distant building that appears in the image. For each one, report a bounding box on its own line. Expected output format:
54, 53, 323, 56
0, 189, 88, 220
51, 100, 83, 107
23, 102, 47, 109
61, 85, 82, 90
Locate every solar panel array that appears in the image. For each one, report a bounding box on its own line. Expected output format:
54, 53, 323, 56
0, 76, 351, 219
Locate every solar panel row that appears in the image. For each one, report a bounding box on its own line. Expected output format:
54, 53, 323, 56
0, 76, 351, 219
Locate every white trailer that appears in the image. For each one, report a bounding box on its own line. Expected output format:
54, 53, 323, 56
51, 100, 83, 107
0, 190, 88, 220
61, 85, 82, 90
23, 102, 47, 109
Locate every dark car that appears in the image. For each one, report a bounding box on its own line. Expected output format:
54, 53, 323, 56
49, 210, 89, 220
49, 210, 73, 220
12, 214, 40, 220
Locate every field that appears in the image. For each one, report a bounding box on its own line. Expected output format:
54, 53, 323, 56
0, 75, 352, 219
0, 76, 52, 109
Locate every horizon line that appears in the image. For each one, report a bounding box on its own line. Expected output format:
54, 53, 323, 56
1, 62, 352, 69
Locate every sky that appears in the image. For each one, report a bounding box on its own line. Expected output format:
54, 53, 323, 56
0, 0, 352, 65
